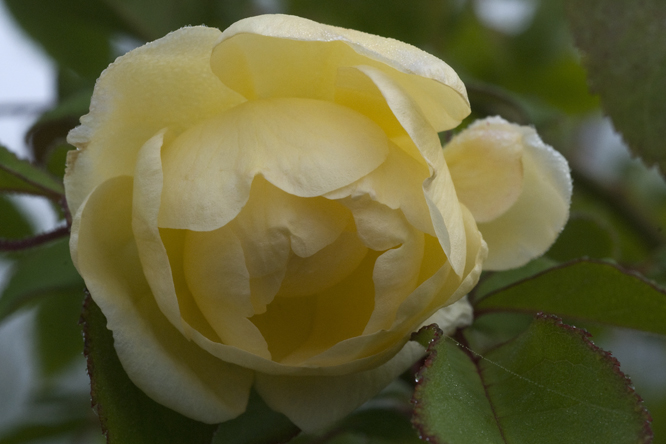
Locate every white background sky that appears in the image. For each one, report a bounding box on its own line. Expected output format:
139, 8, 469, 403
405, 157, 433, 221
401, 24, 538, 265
0, 0, 55, 158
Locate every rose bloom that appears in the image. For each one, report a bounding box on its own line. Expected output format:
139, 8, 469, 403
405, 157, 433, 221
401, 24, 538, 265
65, 15, 571, 431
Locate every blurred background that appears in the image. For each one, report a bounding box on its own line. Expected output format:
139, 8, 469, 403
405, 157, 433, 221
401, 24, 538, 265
1, 0, 665, 442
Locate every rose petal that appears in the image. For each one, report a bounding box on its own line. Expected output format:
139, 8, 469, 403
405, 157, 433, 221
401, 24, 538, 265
254, 340, 425, 432
472, 118, 572, 270
333, 198, 426, 335
342, 66, 468, 276
325, 142, 434, 237
364, 226, 425, 334
212, 14, 469, 132
71, 175, 253, 424
131, 130, 184, 333
126, 138, 409, 376
444, 118, 524, 223
188, 322, 404, 376
65, 26, 245, 216
158, 98, 389, 231
184, 226, 271, 359
282, 207, 484, 369
265, 250, 380, 365
420, 296, 474, 334
236, 176, 351, 260
277, 231, 368, 297
392, 205, 486, 330
132, 131, 270, 359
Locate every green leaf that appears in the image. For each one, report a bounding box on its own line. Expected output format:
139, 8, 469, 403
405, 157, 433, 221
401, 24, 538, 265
570, 176, 658, 264
565, 0, 666, 173
0, 195, 33, 240
26, 88, 91, 166
212, 390, 299, 444
475, 259, 666, 335
0, 145, 65, 199
0, 237, 83, 322
546, 214, 617, 261
411, 323, 443, 349
45, 143, 73, 180
286, 0, 452, 47
3, 0, 122, 78
462, 312, 534, 355
35, 289, 86, 376
471, 256, 558, 302
101, 0, 209, 41
0, 419, 89, 444
412, 315, 652, 444
81, 292, 218, 443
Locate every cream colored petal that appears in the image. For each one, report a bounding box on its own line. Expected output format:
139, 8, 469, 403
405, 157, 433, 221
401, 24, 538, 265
420, 297, 474, 335
254, 340, 425, 432
421, 155, 467, 278
282, 209, 482, 369
474, 118, 572, 270
159, 228, 222, 342
325, 142, 434, 236
187, 313, 404, 376
159, 98, 388, 231
363, 229, 425, 334
71, 175, 252, 423
132, 130, 271, 359
333, 66, 410, 142
131, 130, 183, 333
339, 201, 426, 335
392, 205, 486, 331
344, 65, 467, 277
77, 124, 389, 377
236, 176, 350, 260
179, 223, 480, 377
212, 14, 469, 132
270, 250, 380, 365
65, 26, 245, 216
342, 196, 410, 251
444, 118, 524, 223
184, 226, 271, 359
278, 231, 368, 297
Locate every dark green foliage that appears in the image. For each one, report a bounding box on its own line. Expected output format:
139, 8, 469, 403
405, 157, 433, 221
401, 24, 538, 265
412, 316, 652, 444
566, 0, 666, 173
476, 260, 666, 335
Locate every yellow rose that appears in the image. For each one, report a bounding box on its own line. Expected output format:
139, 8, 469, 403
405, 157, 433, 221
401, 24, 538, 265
65, 15, 570, 431
444, 116, 572, 270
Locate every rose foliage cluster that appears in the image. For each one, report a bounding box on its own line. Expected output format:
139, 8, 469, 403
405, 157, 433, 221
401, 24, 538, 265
64, 14, 571, 431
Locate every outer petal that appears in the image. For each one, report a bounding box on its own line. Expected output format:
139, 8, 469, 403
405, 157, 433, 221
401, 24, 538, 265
254, 340, 425, 432
65, 26, 245, 216
444, 119, 524, 223
455, 117, 572, 270
71, 176, 252, 423
254, 298, 473, 432
211, 14, 469, 132
421, 296, 474, 333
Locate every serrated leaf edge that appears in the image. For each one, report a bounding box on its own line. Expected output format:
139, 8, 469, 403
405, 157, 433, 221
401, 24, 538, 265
410, 314, 653, 444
